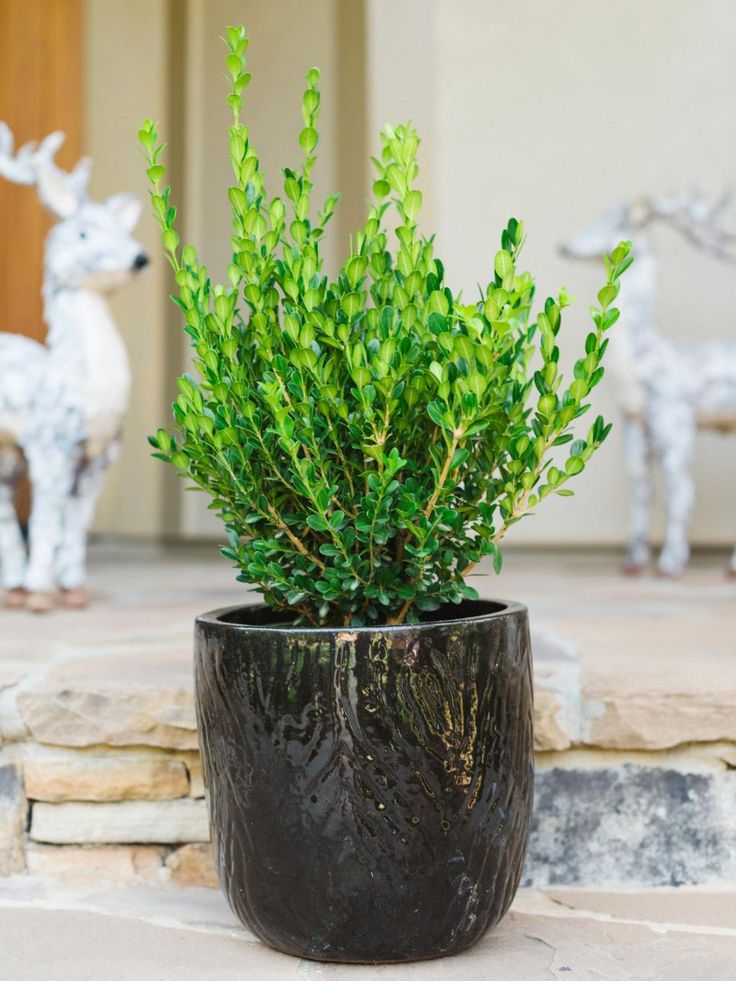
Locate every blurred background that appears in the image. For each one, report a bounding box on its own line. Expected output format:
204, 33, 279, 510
1, 0, 734, 551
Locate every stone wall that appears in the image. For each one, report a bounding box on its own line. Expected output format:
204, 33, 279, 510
0, 647, 219, 885
0, 743, 216, 886
0, 764, 25, 875
2, 627, 735, 888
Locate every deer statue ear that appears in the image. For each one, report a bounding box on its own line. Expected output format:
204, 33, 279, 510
627, 198, 651, 228
106, 193, 142, 232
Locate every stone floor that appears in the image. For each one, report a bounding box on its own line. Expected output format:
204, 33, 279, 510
1, 873, 735, 980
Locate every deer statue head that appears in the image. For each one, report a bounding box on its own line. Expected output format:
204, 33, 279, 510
560, 190, 736, 263
0, 122, 149, 294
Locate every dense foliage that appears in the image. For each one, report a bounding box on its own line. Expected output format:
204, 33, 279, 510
141, 26, 631, 627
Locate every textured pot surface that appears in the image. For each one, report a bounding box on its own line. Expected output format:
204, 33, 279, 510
194, 600, 534, 963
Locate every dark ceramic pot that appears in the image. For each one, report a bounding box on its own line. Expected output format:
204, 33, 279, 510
194, 599, 534, 963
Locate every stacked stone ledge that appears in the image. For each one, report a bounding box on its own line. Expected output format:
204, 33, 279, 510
0, 764, 26, 875
5, 745, 214, 884
2, 629, 736, 888
0, 650, 217, 887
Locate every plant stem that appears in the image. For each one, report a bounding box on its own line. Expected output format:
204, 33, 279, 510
423, 427, 463, 520
387, 598, 413, 626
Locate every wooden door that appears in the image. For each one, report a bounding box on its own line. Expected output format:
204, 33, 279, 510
0, 0, 84, 342
0, 0, 84, 521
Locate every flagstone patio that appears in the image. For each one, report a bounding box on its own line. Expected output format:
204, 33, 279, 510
1, 872, 735, 980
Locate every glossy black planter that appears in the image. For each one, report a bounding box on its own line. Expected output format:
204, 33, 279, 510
194, 599, 534, 963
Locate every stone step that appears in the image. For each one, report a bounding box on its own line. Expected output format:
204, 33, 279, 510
5, 622, 734, 757
0, 545, 734, 889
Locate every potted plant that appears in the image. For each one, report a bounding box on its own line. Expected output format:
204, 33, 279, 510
140, 26, 631, 964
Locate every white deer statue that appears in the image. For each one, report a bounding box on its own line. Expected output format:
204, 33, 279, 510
0, 123, 148, 612
561, 192, 736, 576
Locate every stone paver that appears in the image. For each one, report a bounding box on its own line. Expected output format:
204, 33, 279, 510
498, 551, 736, 749
0, 876, 735, 980
25, 844, 165, 883
165, 842, 218, 888
30, 799, 209, 845
16, 652, 199, 750
544, 887, 736, 930
23, 749, 189, 802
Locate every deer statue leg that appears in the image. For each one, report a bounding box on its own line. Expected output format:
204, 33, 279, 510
56, 445, 118, 607
24, 445, 77, 612
0, 446, 28, 606
652, 400, 696, 577
622, 416, 653, 573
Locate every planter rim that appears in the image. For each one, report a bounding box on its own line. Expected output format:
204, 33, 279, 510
196, 598, 527, 636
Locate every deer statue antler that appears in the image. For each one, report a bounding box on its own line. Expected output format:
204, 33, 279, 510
0, 121, 91, 218
648, 187, 736, 263
0, 121, 39, 184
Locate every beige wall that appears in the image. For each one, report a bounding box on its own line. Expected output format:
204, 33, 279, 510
176, 0, 364, 536
88, 0, 736, 546
369, 0, 736, 545
86, 0, 175, 536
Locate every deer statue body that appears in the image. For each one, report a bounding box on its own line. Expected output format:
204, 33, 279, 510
0, 124, 148, 611
561, 195, 736, 576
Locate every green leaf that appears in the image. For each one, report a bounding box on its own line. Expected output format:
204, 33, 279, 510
226, 53, 242, 79
146, 165, 165, 185
493, 547, 503, 574
450, 447, 470, 470
404, 189, 422, 222
373, 179, 390, 199
299, 126, 318, 154
427, 400, 449, 428
494, 250, 514, 279
415, 595, 441, 612
306, 514, 328, 532
597, 284, 618, 308
428, 291, 449, 316
228, 187, 247, 214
